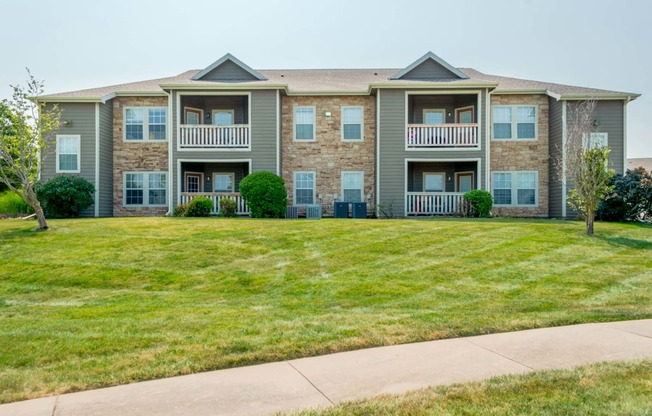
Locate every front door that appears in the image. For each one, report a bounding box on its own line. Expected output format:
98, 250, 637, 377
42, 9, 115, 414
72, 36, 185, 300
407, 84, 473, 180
455, 107, 474, 124
184, 172, 203, 193
456, 172, 474, 193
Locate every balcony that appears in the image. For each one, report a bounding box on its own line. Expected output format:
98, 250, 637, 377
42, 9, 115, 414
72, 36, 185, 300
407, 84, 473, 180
179, 125, 250, 149
406, 192, 464, 215
407, 124, 478, 149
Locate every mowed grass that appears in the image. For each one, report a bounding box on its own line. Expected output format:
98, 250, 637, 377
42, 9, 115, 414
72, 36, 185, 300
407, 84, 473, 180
0, 217, 650, 403
287, 360, 652, 416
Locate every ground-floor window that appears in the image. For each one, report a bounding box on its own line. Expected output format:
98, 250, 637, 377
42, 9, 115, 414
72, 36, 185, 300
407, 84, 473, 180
294, 171, 315, 205
213, 173, 235, 193
341, 171, 364, 202
124, 172, 167, 206
492, 171, 537, 206
423, 172, 445, 192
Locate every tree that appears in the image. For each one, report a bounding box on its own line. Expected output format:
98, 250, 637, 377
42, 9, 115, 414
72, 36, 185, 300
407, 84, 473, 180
0, 71, 61, 230
555, 100, 614, 235
598, 167, 652, 222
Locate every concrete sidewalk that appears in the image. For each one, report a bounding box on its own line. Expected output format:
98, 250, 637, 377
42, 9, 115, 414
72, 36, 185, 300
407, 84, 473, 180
2, 319, 651, 416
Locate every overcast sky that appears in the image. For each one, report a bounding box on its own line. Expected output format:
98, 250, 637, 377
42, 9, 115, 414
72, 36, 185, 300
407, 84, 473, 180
1, 0, 649, 157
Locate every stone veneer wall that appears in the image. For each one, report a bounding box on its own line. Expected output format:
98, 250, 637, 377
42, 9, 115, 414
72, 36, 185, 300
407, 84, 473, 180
490, 94, 549, 217
281, 96, 375, 216
113, 97, 169, 216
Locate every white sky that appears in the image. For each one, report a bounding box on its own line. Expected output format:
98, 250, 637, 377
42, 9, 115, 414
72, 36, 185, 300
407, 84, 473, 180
1, 0, 650, 156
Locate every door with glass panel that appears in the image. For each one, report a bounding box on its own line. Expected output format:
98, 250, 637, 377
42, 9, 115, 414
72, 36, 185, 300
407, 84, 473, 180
456, 172, 474, 193
184, 172, 203, 193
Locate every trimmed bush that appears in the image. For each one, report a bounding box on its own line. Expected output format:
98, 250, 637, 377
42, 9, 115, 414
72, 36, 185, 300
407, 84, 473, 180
36, 176, 95, 218
219, 198, 237, 217
598, 167, 652, 222
173, 203, 188, 217
239, 171, 287, 218
462, 189, 493, 218
185, 197, 213, 217
0, 191, 33, 216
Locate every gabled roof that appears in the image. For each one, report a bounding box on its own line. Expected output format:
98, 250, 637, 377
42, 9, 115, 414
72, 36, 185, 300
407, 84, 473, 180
191, 53, 267, 82
390, 52, 469, 80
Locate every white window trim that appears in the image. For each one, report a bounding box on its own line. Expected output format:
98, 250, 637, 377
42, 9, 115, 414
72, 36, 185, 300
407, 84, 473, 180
293, 171, 316, 206
212, 172, 236, 193
184, 171, 204, 193
491, 170, 539, 207
584, 132, 609, 149
293, 106, 316, 142
123, 171, 168, 207
56, 134, 81, 173
423, 108, 446, 125
341, 171, 364, 202
491, 105, 538, 141
123, 107, 168, 142
454, 105, 475, 123
423, 172, 446, 192
341, 106, 364, 141
211, 109, 235, 125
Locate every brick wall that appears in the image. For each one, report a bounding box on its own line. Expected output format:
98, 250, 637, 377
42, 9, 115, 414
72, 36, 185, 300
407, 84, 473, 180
281, 96, 375, 216
113, 97, 169, 216
490, 94, 549, 217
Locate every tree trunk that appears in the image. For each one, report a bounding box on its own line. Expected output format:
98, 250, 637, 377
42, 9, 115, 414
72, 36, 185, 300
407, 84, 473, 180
586, 207, 594, 236
22, 185, 48, 230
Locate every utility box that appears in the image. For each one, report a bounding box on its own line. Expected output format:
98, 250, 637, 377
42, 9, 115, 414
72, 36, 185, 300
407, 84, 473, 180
285, 206, 299, 219
334, 202, 349, 218
306, 205, 322, 219
352, 202, 367, 219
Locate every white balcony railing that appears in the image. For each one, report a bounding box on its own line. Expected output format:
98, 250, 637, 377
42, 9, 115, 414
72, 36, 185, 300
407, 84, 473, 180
180, 193, 249, 215
179, 125, 250, 149
407, 124, 478, 148
406, 192, 465, 215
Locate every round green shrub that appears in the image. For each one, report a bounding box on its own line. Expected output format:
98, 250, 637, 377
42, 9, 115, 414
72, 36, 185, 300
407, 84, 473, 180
462, 189, 493, 218
219, 198, 237, 217
239, 171, 287, 218
36, 176, 95, 218
185, 197, 214, 217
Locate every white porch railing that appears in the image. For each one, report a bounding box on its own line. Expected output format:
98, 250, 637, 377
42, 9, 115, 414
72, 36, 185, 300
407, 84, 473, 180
180, 193, 249, 215
406, 192, 465, 215
407, 124, 478, 148
179, 125, 250, 149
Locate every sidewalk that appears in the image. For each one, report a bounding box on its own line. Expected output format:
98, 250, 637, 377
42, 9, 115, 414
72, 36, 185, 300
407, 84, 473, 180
2, 319, 651, 416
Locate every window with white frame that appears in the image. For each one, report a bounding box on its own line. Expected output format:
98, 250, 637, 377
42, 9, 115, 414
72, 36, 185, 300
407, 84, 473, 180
294, 106, 315, 141
492, 106, 537, 140
124, 107, 167, 141
492, 171, 538, 206
341, 172, 364, 202
423, 109, 446, 124
294, 172, 315, 205
56, 135, 80, 173
213, 173, 235, 193
342, 106, 363, 140
585, 132, 608, 149
423, 172, 445, 192
124, 172, 167, 206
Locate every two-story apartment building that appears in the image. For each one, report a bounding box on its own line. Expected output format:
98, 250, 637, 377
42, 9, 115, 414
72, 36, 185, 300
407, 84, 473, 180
39, 52, 639, 218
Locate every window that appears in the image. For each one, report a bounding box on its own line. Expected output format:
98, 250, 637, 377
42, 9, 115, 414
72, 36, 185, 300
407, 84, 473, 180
213, 173, 235, 193
492, 106, 537, 140
293, 172, 315, 205
294, 107, 315, 141
342, 106, 363, 140
492, 171, 538, 206
56, 135, 80, 173
124, 172, 167, 206
184, 107, 202, 125
124, 107, 167, 141
423, 172, 445, 192
212, 110, 234, 126
455, 106, 474, 124
341, 172, 364, 202
585, 132, 608, 149
423, 109, 445, 125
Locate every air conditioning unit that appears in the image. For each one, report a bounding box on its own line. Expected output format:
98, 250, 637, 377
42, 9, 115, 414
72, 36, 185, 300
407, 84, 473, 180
352, 202, 367, 219
306, 205, 322, 219
285, 206, 299, 219
334, 202, 349, 218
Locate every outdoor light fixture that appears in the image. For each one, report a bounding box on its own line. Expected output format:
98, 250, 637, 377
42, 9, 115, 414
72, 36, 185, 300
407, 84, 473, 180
592, 119, 600, 127
206, 113, 211, 120
62, 120, 72, 126
324, 111, 332, 118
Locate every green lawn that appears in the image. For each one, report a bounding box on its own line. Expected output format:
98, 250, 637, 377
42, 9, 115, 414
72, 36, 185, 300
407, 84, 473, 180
0, 217, 651, 403
286, 360, 652, 416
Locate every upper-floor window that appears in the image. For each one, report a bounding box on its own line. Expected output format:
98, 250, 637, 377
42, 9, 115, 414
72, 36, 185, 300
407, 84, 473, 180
492, 171, 538, 206
492, 105, 537, 140
342, 106, 363, 141
423, 109, 445, 124
56, 135, 80, 173
124, 107, 167, 141
294, 106, 315, 141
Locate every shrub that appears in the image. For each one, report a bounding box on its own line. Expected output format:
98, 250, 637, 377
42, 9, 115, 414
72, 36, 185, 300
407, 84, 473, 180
239, 171, 287, 218
0, 191, 33, 216
462, 189, 493, 218
173, 203, 188, 217
185, 196, 214, 217
598, 167, 652, 222
219, 198, 237, 217
36, 176, 95, 218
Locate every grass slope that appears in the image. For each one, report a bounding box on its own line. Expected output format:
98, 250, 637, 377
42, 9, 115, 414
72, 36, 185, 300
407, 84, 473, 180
287, 360, 652, 416
0, 217, 651, 402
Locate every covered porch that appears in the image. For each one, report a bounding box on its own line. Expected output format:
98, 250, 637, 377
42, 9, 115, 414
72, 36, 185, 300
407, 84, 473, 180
179, 161, 250, 215
406, 160, 478, 216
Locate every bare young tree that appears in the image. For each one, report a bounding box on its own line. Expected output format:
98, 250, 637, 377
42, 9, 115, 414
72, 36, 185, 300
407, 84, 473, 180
555, 100, 614, 235
0, 71, 61, 230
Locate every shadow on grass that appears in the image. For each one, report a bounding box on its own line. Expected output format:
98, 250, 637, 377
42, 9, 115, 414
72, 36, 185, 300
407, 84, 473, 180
597, 235, 652, 250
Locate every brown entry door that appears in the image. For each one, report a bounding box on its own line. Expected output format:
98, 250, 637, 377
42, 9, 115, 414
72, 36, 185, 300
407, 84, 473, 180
456, 173, 473, 193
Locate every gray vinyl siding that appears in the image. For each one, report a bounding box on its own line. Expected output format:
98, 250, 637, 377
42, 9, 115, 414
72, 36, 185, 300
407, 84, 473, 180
98, 100, 113, 217
171, 89, 278, 203
548, 98, 563, 218
595, 100, 625, 174
399, 60, 460, 80
41, 102, 96, 217
199, 60, 259, 81
378, 89, 487, 217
